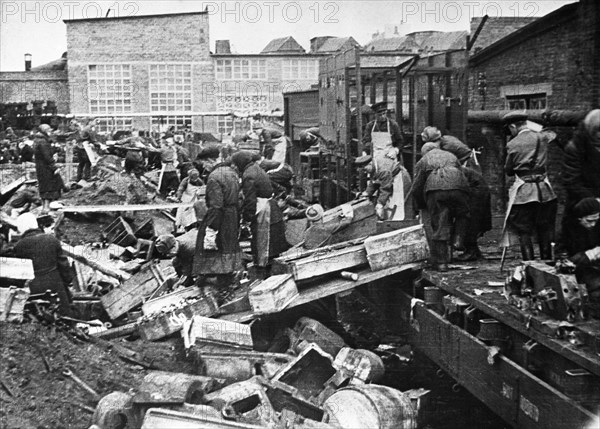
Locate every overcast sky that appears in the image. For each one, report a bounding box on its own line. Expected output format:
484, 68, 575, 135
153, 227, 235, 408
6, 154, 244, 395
1, 0, 576, 71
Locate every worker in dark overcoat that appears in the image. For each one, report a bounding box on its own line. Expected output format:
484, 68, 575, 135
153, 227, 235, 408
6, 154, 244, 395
33, 124, 63, 213
192, 145, 242, 288
412, 143, 470, 271
14, 213, 73, 315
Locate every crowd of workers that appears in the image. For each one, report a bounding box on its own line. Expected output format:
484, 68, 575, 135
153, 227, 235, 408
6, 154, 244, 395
1, 105, 600, 315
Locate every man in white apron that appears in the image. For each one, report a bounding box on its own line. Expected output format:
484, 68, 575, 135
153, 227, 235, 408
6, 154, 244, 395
362, 101, 407, 220
501, 111, 558, 261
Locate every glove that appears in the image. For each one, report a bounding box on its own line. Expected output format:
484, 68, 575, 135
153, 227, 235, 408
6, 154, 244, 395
375, 203, 385, 220
585, 246, 600, 262
386, 147, 400, 159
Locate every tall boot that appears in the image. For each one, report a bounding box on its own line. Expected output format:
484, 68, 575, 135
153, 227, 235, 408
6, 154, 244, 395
455, 243, 482, 262
538, 229, 554, 261
452, 217, 469, 251
519, 234, 535, 261
432, 240, 449, 272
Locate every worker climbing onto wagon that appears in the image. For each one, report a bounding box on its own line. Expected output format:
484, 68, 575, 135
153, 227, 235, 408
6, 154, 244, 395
361, 101, 408, 220
355, 154, 412, 221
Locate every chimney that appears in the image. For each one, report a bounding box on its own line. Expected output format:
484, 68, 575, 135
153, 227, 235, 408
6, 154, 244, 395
25, 53, 32, 71
215, 40, 231, 54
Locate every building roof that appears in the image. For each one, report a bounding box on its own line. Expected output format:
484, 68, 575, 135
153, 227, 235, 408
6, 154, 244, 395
63, 10, 207, 23
31, 54, 67, 72
363, 36, 419, 53
315, 37, 360, 53
363, 31, 466, 53
261, 36, 305, 54
417, 31, 467, 52
470, 2, 579, 65
469, 17, 539, 53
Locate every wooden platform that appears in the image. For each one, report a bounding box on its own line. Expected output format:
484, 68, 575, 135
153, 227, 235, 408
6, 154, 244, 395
422, 261, 600, 377
220, 262, 422, 323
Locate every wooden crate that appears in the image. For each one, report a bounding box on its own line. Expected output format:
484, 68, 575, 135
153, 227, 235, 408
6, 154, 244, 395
364, 225, 429, 271
249, 274, 298, 315
138, 295, 219, 341
142, 287, 201, 317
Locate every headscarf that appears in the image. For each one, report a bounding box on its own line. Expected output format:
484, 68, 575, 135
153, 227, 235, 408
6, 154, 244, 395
584, 109, 600, 148
421, 126, 442, 143
231, 150, 255, 173
155, 234, 177, 255
421, 142, 440, 156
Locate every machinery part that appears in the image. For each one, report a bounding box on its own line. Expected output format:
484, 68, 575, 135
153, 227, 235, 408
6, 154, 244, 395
451, 383, 461, 393
62, 368, 100, 401
92, 391, 141, 429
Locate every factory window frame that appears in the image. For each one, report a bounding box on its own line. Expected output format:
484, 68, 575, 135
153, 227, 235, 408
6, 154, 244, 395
149, 64, 193, 113
505, 93, 547, 110
151, 116, 192, 132
95, 117, 133, 133
87, 64, 132, 115
216, 59, 267, 80
217, 116, 234, 135
282, 59, 319, 80
216, 94, 269, 115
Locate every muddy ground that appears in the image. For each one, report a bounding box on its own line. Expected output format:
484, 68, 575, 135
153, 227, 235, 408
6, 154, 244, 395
0, 288, 508, 429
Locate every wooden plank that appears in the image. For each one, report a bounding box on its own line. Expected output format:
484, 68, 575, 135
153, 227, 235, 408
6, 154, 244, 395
221, 263, 422, 323
0, 257, 34, 280
364, 224, 426, 255
62, 244, 131, 281
100, 260, 168, 320
272, 244, 368, 281
59, 202, 193, 213
0, 176, 26, 196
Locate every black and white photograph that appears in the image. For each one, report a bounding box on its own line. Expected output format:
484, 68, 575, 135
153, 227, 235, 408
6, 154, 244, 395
0, 0, 599, 428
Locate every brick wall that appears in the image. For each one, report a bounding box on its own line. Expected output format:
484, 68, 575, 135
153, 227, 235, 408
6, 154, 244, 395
467, 0, 599, 218
0, 71, 69, 113
65, 13, 214, 130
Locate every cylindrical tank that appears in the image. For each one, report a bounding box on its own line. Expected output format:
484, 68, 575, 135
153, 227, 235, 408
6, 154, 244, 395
323, 385, 416, 429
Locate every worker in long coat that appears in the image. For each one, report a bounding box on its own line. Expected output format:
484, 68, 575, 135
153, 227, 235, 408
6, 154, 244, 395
14, 213, 73, 316
231, 151, 290, 276
412, 143, 470, 271
192, 145, 242, 287
33, 124, 63, 213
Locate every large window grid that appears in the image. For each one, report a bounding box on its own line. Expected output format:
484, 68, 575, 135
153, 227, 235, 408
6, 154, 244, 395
282, 59, 319, 80
151, 116, 192, 132
216, 59, 267, 80
217, 116, 234, 135
95, 117, 133, 133
149, 64, 193, 113
216, 95, 269, 134
87, 64, 132, 115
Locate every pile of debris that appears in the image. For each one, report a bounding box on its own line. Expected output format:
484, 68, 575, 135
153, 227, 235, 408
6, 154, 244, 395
89, 315, 430, 429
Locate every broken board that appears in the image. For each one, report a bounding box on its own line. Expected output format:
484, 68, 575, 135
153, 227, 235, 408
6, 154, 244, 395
60, 202, 193, 213
272, 244, 368, 281
304, 200, 376, 249
101, 260, 171, 320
